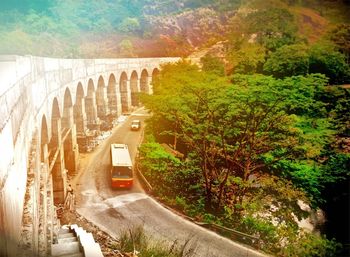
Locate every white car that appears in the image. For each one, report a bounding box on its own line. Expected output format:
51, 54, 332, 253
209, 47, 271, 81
130, 120, 141, 130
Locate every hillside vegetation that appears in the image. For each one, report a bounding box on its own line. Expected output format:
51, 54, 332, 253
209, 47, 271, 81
132, 1, 349, 257
0, 0, 349, 57
1, 1, 349, 256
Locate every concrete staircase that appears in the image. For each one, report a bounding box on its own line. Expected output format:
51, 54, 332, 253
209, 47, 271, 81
51, 224, 103, 257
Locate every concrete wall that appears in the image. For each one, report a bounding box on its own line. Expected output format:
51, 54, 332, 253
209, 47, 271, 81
0, 55, 180, 256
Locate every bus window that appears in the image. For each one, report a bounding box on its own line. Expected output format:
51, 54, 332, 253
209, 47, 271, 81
112, 166, 132, 178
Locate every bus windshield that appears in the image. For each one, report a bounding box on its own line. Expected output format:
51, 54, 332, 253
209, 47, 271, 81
112, 166, 132, 178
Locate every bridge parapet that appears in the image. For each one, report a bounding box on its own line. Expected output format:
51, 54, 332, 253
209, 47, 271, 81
0, 55, 179, 135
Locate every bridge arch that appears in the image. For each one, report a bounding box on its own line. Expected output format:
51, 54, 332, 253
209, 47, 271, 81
62, 88, 78, 175
119, 72, 129, 113
151, 68, 160, 94
96, 76, 109, 120
40, 115, 49, 145
152, 68, 159, 79
62, 88, 73, 129
74, 82, 86, 134
40, 115, 49, 162
107, 73, 119, 116
130, 70, 139, 107
85, 79, 98, 127
140, 69, 149, 94
49, 97, 66, 204
51, 97, 61, 120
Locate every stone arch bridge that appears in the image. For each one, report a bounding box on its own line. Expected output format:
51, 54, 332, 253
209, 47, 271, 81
0, 55, 179, 256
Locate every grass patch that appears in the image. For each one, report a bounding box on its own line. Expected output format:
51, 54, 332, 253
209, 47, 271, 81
119, 225, 195, 257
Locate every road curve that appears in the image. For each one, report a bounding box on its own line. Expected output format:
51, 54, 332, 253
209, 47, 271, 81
74, 108, 268, 257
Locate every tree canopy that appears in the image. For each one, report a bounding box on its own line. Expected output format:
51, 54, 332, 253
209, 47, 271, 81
140, 60, 348, 255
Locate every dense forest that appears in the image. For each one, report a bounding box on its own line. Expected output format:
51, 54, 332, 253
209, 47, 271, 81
1, 0, 349, 256
133, 1, 349, 257
0, 0, 238, 57
0, 0, 349, 58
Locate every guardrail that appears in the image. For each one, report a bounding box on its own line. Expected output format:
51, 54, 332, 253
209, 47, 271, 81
135, 126, 153, 193
136, 159, 153, 193
199, 223, 261, 248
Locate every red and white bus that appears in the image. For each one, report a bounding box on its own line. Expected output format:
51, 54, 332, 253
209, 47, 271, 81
110, 144, 133, 188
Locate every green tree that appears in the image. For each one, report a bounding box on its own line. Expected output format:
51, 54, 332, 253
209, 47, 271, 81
200, 53, 225, 76
119, 39, 135, 57
327, 23, 350, 64
144, 62, 302, 213
243, 7, 298, 52
0, 29, 33, 55
228, 42, 266, 74
141, 62, 342, 256
309, 42, 350, 84
263, 44, 309, 78
118, 17, 140, 33
328, 87, 350, 137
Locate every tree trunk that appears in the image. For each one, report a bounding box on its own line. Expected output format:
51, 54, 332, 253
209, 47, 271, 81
216, 168, 230, 212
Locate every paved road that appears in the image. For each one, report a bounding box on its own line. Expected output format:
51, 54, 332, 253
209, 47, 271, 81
74, 108, 268, 257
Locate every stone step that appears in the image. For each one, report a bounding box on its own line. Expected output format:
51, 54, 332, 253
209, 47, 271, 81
79, 232, 95, 246
58, 237, 78, 244
58, 232, 76, 239
69, 224, 104, 257
51, 241, 81, 256
59, 227, 71, 234
54, 252, 84, 257
83, 242, 104, 257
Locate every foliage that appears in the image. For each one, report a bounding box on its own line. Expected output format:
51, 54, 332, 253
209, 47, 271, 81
0, 0, 348, 59
139, 60, 346, 256
232, 73, 329, 118
228, 42, 266, 74
309, 42, 350, 85
145, 62, 301, 211
327, 23, 350, 63
321, 153, 350, 184
0, 0, 242, 57
232, 176, 308, 251
119, 17, 141, 33
262, 41, 350, 84
281, 232, 341, 257
263, 44, 309, 77
200, 53, 225, 76
331, 93, 350, 137
118, 39, 135, 57
243, 7, 298, 52
138, 141, 202, 200
321, 87, 350, 136
273, 160, 324, 205
119, 225, 195, 257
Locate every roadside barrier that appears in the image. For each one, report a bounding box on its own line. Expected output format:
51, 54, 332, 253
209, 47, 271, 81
135, 159, 153, 193
135, 125, 154, 193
